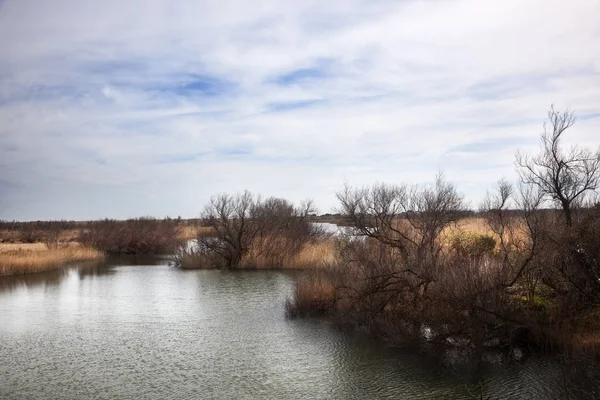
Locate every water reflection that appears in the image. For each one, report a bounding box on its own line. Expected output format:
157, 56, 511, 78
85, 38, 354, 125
0, 261, 595, 399
0, 268, 69, 292
0, 260, 115, 294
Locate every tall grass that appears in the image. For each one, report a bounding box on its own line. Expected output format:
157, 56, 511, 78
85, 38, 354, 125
285, 270, 336, 317
176, 225, 215, 240
0, 243, 103, 276
241, 238, 335, 269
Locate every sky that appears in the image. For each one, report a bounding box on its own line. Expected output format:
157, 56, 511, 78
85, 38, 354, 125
0, 0, 599, 220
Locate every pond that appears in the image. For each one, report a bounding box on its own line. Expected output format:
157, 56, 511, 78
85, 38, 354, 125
0, 258, 584, 399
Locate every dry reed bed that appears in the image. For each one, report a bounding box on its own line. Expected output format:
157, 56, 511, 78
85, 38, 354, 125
240, 239, 336, 269
0, 243, 104, 276
286, 217, 533, 318
285, 270, 336, 317
178, 238, 336, 270
442, 217, 529, 244
176, 225, 215, 240
239, 217, 516, 271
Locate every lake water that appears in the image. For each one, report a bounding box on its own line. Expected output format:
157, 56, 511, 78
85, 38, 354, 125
0, 258, 588, 399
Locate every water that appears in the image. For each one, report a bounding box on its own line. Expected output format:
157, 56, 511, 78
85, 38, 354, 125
312, 222, 360, 238
0, 259, 583, 399
312, 222, 345, 236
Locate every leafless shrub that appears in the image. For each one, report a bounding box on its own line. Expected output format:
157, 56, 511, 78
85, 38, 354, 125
79, 218, 183, 254
294, 175, 486, 341
249, 197, 323, 268
43, 228, 67, 250
194, 191, 259, 268
19, 225, 44, 243
183, 191, 324, 269
172, 242, 225, 269
336, 173, 464, 304
291, 169, 599, 353
288, 107, 600, 368
0, 219, 89, 244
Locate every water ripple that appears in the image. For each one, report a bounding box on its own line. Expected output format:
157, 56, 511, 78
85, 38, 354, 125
0, 265, 591, 399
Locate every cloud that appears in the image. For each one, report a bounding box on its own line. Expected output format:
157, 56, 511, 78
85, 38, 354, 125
0, 0, 599, 220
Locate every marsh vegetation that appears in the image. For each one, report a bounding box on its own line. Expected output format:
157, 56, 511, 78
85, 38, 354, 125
0, 243, 103, 276
283, 108, 600, 380
0, 218, 200, 275
1, 107, 599, 381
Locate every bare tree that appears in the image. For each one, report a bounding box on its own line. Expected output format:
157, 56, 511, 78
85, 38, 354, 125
199, 191, 258, 268
516, 105, 600, 226
43, 227, 65, 250
480, 179, 544, 307
193, 192, 323, 269
334, 174, 465, 332
250, 197, 322, 267
337, 173, 464, 266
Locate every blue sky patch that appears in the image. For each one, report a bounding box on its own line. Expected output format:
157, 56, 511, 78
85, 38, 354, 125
174, 74, 234, 97
266, 99, 326, 112
275, 67, 328, 85
272, 59, 334, 85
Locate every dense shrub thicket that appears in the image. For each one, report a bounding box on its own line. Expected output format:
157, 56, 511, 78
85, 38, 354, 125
286, 107, 600, 364
79, 218, 184, 254
174, 193, 326, 269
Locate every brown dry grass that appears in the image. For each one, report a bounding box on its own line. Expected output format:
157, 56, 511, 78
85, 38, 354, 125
241, 239, 336, 269
0, 243, 104, 276
286, 270, 336, 316
176, 225, 215, 240
452, 217, 495, 235
440, 217, 499, 241
177, 238, 336, 270
58, 229, 81, 242
440, 217, 530, 252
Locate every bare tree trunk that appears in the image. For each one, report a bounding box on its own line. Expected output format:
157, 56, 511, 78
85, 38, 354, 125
562, 199, 572, 227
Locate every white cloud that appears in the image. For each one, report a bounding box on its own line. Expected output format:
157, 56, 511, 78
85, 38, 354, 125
0, 0, 599, 220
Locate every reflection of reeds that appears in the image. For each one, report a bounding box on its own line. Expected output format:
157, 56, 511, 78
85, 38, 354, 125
0, 243, 103, 276
0, 267, 69, 292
